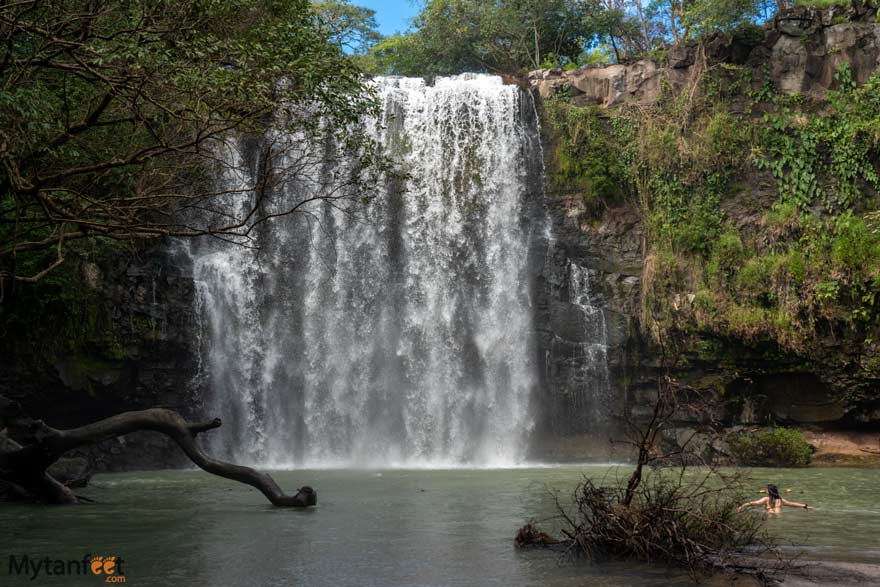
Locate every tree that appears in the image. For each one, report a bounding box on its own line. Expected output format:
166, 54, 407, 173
0, 0, 385, 283
313, 0, 381, 54
0, 395, 316, 506
648, 0, 771, 44
364, 33, 431, 77
581, 0, 646, 62
367, 0, 589, 76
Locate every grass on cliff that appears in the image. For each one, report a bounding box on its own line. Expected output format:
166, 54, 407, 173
543, 61, 880, 369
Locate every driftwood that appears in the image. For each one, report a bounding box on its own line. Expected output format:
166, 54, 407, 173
515, 523, 562, 548
0, 395, 315, 506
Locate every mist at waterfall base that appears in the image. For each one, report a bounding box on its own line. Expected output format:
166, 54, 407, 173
189, 74, 605, 469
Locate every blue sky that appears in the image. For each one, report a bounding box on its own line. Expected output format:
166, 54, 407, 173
357, 0, 420, 35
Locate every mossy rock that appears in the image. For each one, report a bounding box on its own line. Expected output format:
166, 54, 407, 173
54, 355, 125, 394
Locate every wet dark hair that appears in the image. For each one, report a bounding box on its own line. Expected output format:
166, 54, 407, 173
767, 484, 781, 503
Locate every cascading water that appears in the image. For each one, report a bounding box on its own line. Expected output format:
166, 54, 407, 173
566, 262, 611, 427
190, 75, 544, 468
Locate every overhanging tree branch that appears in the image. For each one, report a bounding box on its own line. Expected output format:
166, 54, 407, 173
0, 0, 388, 282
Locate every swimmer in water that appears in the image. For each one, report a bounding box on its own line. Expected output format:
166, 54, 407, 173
736, 484, 812, 514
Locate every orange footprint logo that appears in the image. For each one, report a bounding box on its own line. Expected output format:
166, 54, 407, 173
90, 556, 117, 575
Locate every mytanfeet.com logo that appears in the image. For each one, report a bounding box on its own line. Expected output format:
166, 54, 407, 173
8, 554, 126, 582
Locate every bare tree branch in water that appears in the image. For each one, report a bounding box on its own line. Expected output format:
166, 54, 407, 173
517, 329, 798, 584
0, 395, 316, 507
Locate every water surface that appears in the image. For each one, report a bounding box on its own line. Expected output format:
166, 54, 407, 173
2, 466, 878, 586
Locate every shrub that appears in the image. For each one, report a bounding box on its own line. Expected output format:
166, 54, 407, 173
794, 0, 850, 8
708, 229, 747, 281
698, 110, 753, 171
736, 256, 775, 302
763, 201, 800, 234
644, 125, 679, 171
693, 288, 718, 315
813, 279, 840, 305
729, 427, 813, 467
546, 101, 629, 207
776, 249, 806, 287
725, 304, 770, 340
524, 472, 769, 579
730, 22, 765, 47
832, 212, 880, 275
662, 198, 724, 255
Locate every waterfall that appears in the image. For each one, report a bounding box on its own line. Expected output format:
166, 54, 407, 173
190, 75, 543, 468
566, 262, 611, 428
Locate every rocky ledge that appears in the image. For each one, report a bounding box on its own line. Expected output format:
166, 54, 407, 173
530, 5, 880, 106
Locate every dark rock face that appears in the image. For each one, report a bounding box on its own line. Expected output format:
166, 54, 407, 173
727, 373, 845, 424
530, 188, 645, 457
531, 174, 878, 458
769, 17, 880, 97
0, 247, 201, 471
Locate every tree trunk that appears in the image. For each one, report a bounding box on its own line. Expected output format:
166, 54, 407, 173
533, 24, 541, 69
609, 30, 622, 63
0, 396, 315, 507
669, 0, 681, 46
635, 0, 652, 53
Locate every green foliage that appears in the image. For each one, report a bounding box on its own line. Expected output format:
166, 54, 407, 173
778, 249, 807, 286
729, 427, 813, 467
832, 212, 880, 275
814, 279, 840, 304
736, 256, 776, 303
545, 100, 629, 208
366, 0, 588, 76
0, 0, 390, 363
362, 33, 427, 76
312, 0, 380, 54
532, 10, 880, 385
730, 22, 767, 46
629, 62, 880, 356
707, 229, 748, 282
365, 0, 786, 73
1, 0, 385, 280
681, 0, 769, 37
794, 0, 850, 7
763, 201, 800, 232
754, 65, 880, 212
639, 104, 752, 255
724, 304, 772, 340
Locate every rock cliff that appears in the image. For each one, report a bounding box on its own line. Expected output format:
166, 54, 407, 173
0, 247, 200, 470
529, 5, 880, 462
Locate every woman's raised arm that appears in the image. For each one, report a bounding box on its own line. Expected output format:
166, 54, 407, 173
781, 498, 812, 510
736, 497, 768, 512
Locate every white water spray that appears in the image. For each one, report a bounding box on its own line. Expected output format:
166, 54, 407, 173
567, 261, 612, 425
191, 75, 542, 468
